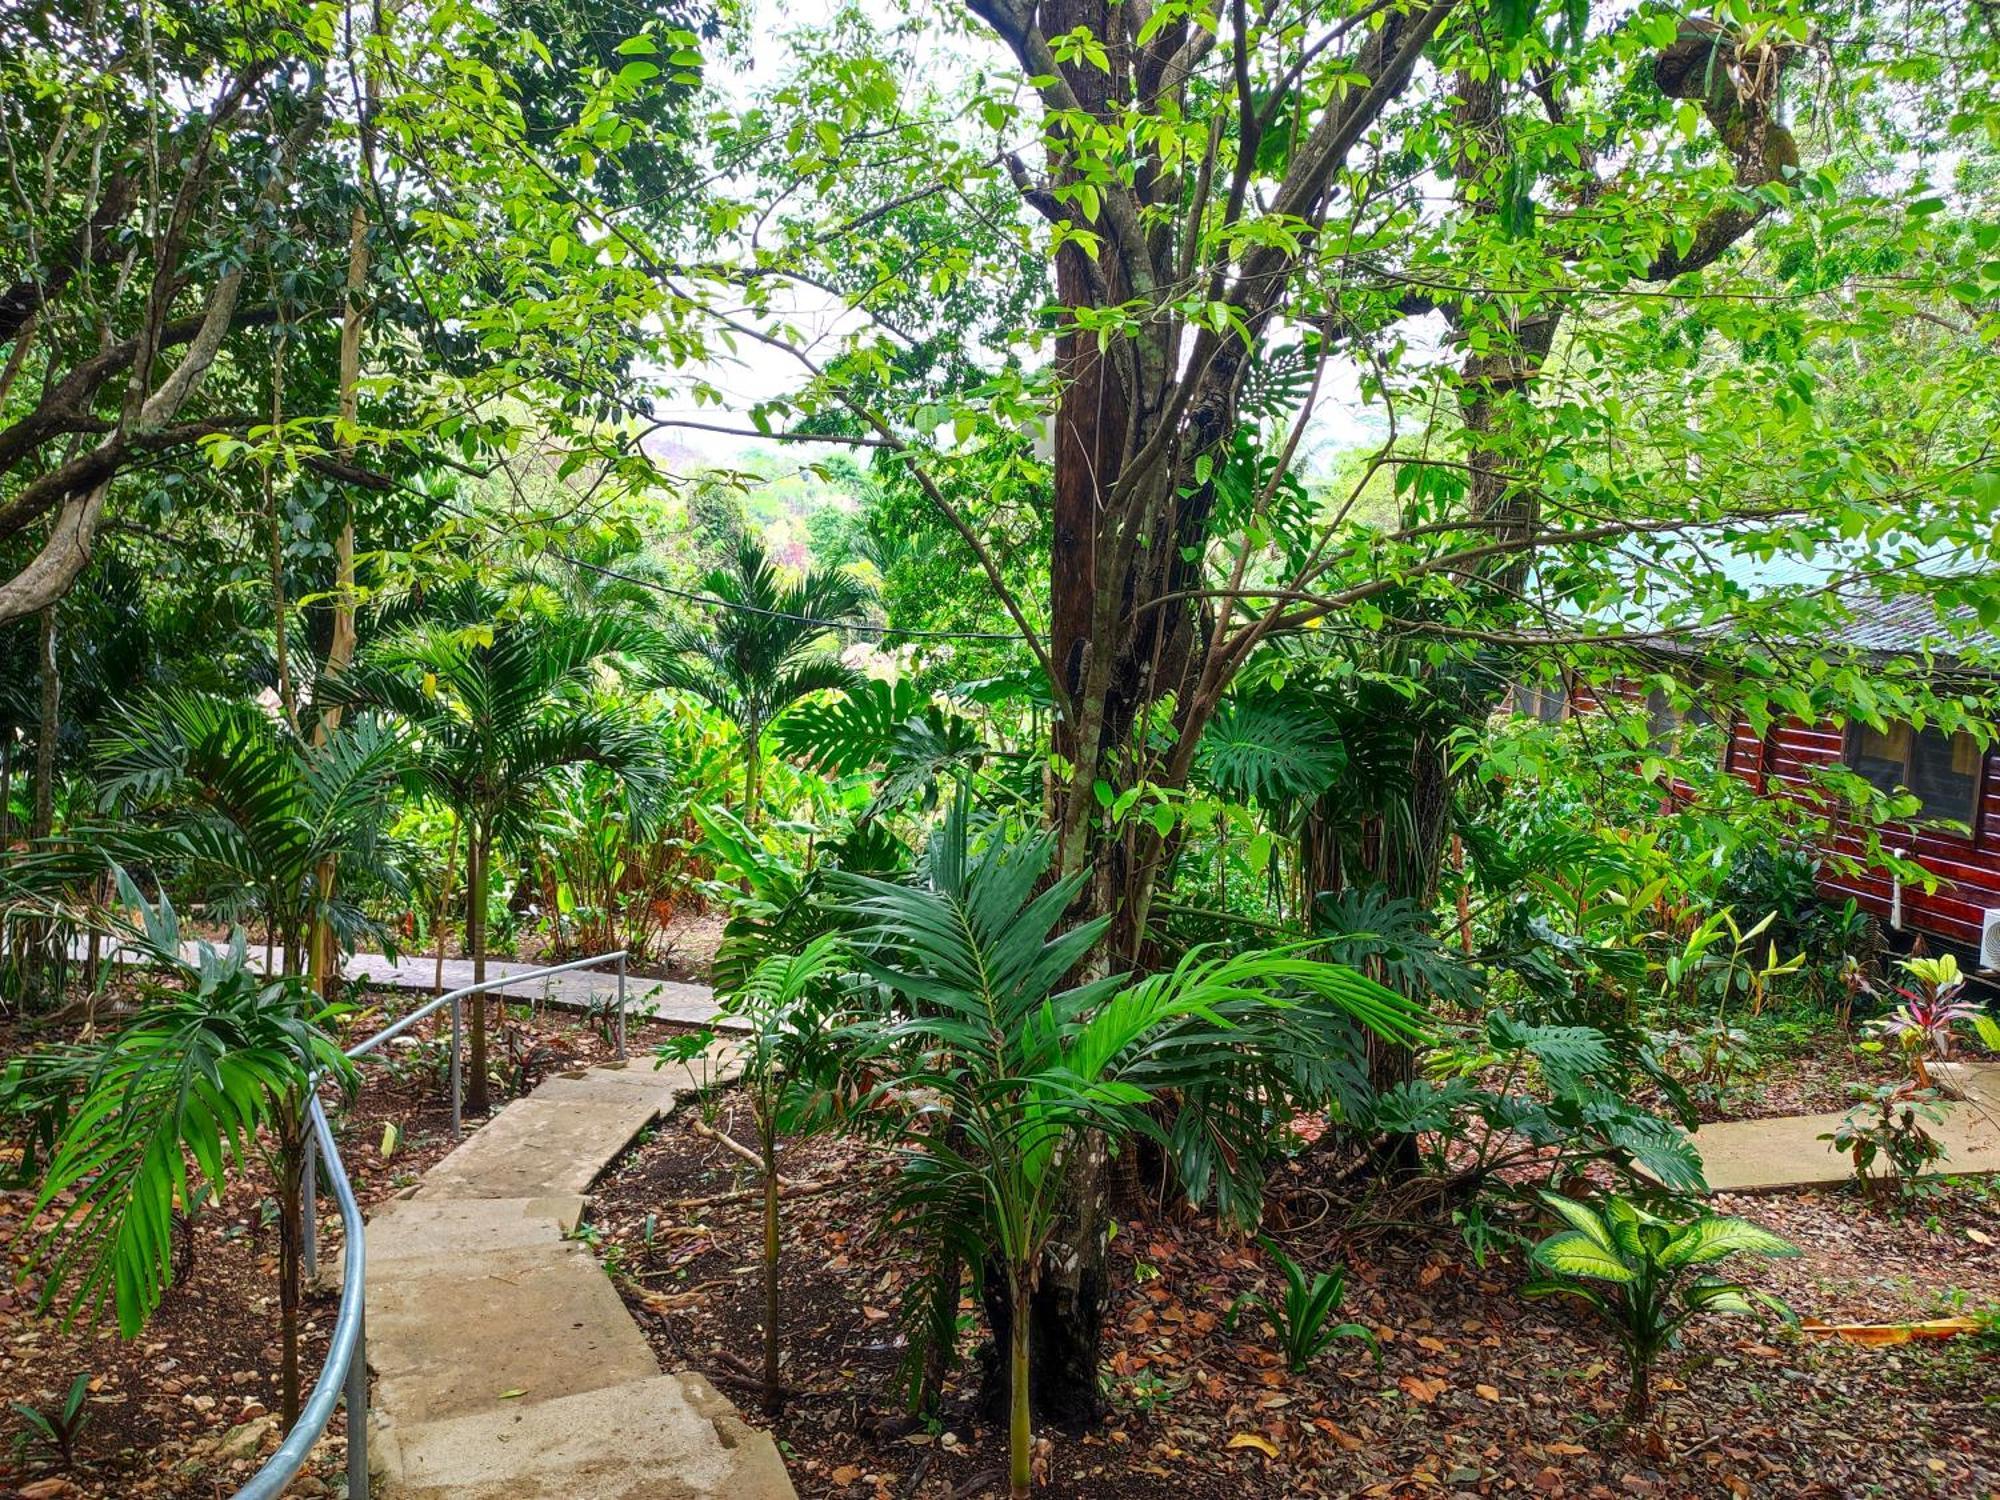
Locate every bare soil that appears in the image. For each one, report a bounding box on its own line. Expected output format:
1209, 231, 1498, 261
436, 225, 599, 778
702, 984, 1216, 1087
587, 1092, 2000, 1500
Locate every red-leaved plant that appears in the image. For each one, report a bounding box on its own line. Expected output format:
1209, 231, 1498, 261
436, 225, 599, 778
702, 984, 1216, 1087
1863, 955, 1991, 1089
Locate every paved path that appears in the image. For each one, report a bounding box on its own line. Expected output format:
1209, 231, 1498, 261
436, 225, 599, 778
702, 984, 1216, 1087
1692, 1060, 2000, 1192
353, 1044, 795, 1499
70, 935, 729, 1028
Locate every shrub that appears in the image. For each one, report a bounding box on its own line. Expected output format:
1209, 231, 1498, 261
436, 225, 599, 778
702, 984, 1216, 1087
828, 798, 1422, 1499
8, 1371, 92, 1473
1820, 1082, 1949, 1208
1230, 1239, 1379, 1374
1864, 954, 1998, 1087
1524, 1192, 1797, 1423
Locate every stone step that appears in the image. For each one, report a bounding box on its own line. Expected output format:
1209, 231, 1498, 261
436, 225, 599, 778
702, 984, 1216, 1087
377, 1371, 794, 1499
362, 1036, 790, 1497
367, 1239, 660, 1426
416, 1091, 663, 1200
1693, 1075, 2000, 1193
323, 1193, 586, 1291
366, 1193, 589, 1261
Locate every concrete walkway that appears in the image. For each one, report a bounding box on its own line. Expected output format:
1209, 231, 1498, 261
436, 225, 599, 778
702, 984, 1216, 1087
69, 935, 728, 1028
1692, 1060, 2000, 1192
352, 1046, 795, 1499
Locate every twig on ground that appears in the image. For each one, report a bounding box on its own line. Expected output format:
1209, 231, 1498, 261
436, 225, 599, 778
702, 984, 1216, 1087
690, 1115, 793, 1181
654, 1179, 834, 1211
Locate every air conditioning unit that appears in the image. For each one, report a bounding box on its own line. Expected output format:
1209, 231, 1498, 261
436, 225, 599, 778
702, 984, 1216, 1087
1983, 908, 2000, 973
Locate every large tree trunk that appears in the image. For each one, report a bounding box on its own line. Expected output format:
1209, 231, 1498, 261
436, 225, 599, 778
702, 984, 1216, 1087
961, 0, 1461, 1430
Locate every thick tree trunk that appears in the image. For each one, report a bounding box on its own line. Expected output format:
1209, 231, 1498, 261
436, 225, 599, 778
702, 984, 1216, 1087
466, 828, 490, 1114
982, 1135, 1109, 1429
965, 0, 1462, 1435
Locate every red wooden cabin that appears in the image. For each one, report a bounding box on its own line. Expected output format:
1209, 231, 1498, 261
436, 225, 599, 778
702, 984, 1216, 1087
1721, 711, 2000, 965
1530, 588, 2000, 977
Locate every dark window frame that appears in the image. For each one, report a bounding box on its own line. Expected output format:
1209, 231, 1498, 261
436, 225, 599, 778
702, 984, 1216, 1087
1842, 720, 1988, 839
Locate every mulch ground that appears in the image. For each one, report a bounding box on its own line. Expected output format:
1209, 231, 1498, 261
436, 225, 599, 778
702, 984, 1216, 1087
587, 1091, 2000, 1500
1640, 1014, 1906, 1124
0, 983, 684, 1499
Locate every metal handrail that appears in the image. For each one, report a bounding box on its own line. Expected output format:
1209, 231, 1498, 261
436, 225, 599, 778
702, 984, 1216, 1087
234, 951, 631, 1499
233, 1096, 366, 1500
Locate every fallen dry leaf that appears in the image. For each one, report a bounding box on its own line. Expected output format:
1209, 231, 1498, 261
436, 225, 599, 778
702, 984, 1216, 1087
1398, 1375, 1446, 1405
1227, 1432, 1279, 1457
1799, 1317, 1979, 1346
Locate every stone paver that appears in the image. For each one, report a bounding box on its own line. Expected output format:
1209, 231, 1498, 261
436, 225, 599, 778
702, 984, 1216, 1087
361, 1049, 793, 1499
379, 1373, 793, 1500
414, 1093, 663, 1201
370, 1240, 662, 1425
69, 935, 730, 1028
1692, 1060, 2000, 1192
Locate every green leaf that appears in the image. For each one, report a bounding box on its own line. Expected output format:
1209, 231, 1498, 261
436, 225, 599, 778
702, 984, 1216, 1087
1531, 1230, 1639, 1283
1658, 1216, 1798, 1269
1538, 1192, 1615, 1254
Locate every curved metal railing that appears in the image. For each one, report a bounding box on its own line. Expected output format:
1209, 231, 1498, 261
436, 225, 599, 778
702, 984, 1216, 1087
233, 951, 630, 1499
234, 1095, 367, 1500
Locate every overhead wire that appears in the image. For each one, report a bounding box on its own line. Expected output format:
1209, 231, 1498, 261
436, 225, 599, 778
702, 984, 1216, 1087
424, 491, 1035, 645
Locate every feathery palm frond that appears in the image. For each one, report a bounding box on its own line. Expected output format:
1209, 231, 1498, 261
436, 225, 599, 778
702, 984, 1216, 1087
90, 689, 410, 964
2, 874, 351, 1337
824, 797, 1426, 1486
322, 588, 667, 1112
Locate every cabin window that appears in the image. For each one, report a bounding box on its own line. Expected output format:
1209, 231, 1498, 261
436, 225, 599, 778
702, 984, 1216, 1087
1844, 721, 1984, 825
1513, 677, 1567, 724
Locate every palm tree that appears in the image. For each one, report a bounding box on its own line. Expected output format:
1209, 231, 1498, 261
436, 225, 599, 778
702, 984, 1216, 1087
2, 875, 353, 1427
654, 534, 870, 822
828, 799, 1425, 1498
711, 933, 849, 1411
326, 587, 663, 1112
95, 689, 410, 977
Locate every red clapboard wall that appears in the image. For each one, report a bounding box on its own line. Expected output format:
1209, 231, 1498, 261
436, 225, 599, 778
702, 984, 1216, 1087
1722, 714, 2000, 954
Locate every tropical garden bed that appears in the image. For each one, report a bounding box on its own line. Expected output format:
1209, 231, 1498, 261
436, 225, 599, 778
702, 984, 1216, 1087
6, 6, 2000, 1498
0, 978, 678, 1498
587, 1091, 1999, 1500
